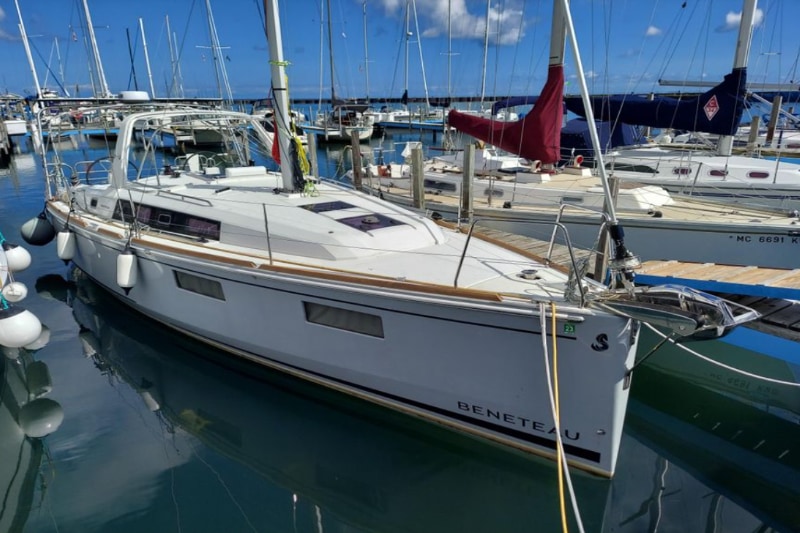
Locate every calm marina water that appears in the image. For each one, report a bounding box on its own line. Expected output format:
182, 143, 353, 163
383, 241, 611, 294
2, 134, 799, 533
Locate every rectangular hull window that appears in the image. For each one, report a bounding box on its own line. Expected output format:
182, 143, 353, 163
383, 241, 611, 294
304, 302, 384, 338
174, 271, 226, 300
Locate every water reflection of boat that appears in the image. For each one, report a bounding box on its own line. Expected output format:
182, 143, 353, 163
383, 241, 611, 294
0, 348, 64, 533
49, 269, 613, 533
639, 325, 800, 423
626, 363, 800, 532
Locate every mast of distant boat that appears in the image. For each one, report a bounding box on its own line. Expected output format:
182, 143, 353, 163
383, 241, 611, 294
81, 0, 112, 98
362, 1, 370, 102
202, 0, 234, 107
325, 0, 337, 105
13, 0, 42, 99
410, 1, 431, 113
166, 16, 185, 99
138, 18, 157, 98
717, 0, 758, 157
479, 0, 491, 108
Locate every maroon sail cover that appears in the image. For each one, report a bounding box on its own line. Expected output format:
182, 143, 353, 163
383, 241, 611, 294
448, 64, 564, 165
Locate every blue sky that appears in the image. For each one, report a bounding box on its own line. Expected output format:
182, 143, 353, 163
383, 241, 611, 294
0, 0, 797, 101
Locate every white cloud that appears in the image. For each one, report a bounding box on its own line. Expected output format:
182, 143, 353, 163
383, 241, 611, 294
378, 0, 526, 45
721, 7, 764, 31
645, 26, 662, 37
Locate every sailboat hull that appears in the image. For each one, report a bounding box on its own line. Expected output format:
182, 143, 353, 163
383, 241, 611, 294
46, 203, 637, 477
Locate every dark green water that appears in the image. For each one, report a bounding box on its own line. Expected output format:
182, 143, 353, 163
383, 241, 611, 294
1, 138, 799, 533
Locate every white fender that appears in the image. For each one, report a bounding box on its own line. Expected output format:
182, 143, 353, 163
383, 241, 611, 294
56, 231, 76, 261
1, 281, 28, 302
117, 248, 138, 291
3, 242, 32, 271
0, 306, 43, 348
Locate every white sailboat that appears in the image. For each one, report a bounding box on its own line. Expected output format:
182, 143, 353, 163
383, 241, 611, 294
303, 0, 374, 143
21, 0, 755, 478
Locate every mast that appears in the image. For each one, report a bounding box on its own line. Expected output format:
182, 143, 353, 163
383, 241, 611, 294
447, 0, 452, 102
411, 1, 431, 111
202, 0, 234, 106
479, 0, 491, 107
55, 38, 69, 96
362, 1, 370, 102
264, 0, 296, 191
138, 18, 156, 97
166, 16, 177, 97
326, 0, 337, 103
166, 16, 185, 99
82, 0, 111, 97
717, 0, 758, 156
404, 1, 410, 111
13, 0, 42, 98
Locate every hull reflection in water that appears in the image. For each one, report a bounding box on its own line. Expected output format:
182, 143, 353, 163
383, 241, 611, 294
1, 344, 63, 532
47, 269, 612, 533
627, 360, 800, 532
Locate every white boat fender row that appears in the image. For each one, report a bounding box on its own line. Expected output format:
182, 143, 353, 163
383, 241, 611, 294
0, 232, 44, 349
56, 230, 76, 262
1, 236, 32, 303
117, 247, 138, 294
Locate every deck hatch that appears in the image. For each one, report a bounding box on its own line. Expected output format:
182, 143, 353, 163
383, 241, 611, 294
300, 200, 354, 213
337, 213, 405, 232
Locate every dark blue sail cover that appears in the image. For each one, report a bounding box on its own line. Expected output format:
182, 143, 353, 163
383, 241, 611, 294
491, 96, 539, 116
564, 68, 747, 136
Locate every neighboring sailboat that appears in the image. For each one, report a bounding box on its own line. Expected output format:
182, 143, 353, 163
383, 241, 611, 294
563, 0, 800, 213
303, 0, 374, 143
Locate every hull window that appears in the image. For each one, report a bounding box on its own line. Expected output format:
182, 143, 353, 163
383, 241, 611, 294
304, 301, 384, 338
174, 271, 226, 300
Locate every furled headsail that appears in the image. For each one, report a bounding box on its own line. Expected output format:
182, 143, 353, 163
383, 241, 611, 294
564, 68, 747, 136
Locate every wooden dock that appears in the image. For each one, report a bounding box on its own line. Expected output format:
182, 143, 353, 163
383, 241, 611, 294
635, 260, 800, 301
